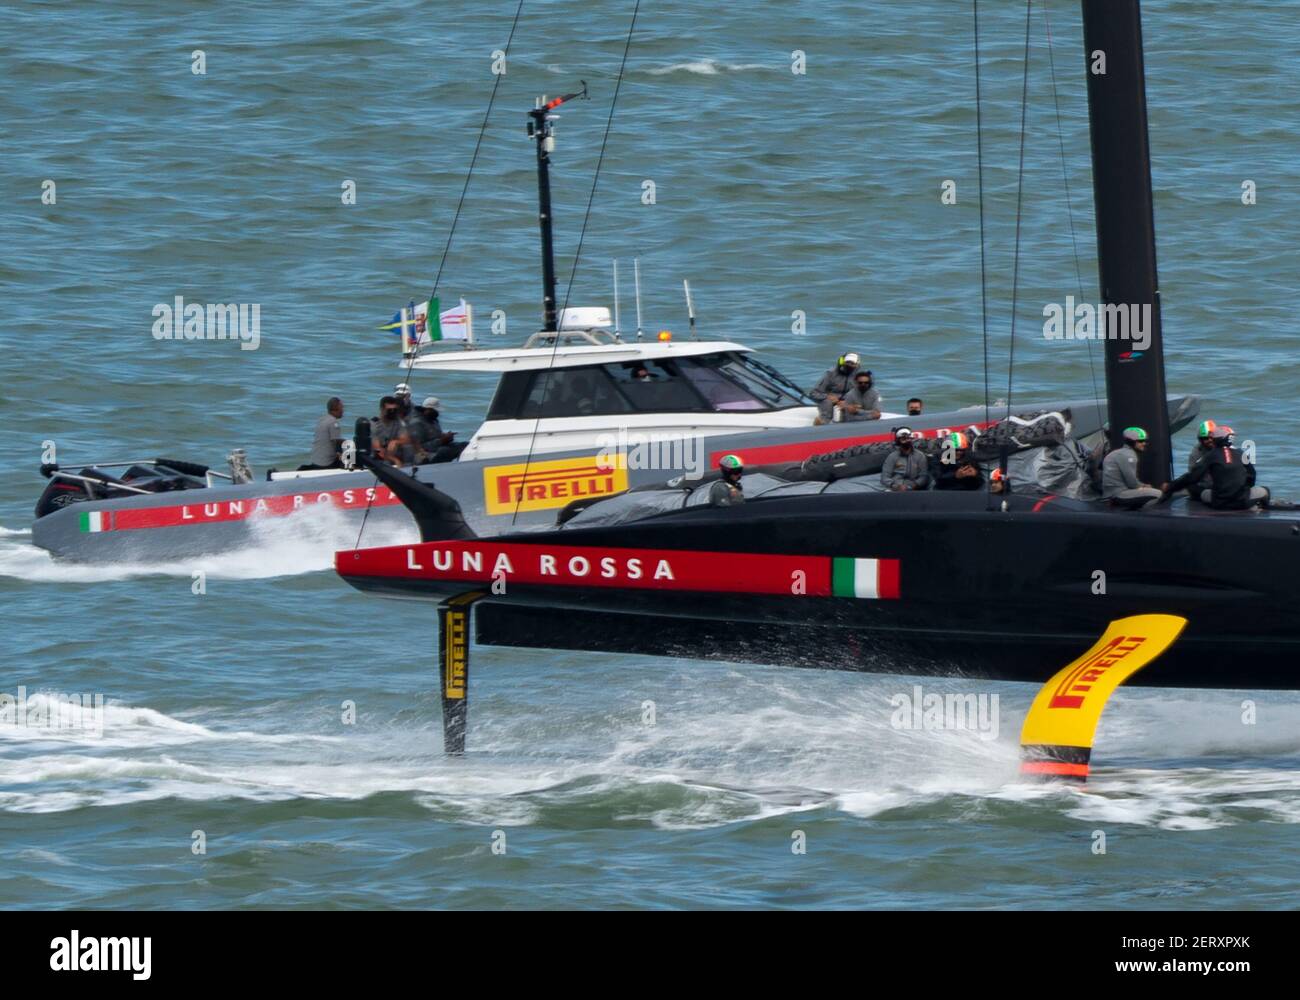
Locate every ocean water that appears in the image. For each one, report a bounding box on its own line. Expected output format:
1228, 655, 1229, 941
1, 0, 1298, 908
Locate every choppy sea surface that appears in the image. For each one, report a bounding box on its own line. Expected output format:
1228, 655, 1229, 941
1, 0, 1298, 908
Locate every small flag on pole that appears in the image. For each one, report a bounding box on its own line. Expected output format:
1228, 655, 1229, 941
380, 297, 473, 348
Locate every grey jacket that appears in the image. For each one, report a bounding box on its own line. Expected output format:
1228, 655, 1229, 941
809, 367, 855, 402
1101, 446, 1143, 497
709, 479, 744, 507
407, 412, 445, 455
842, 385, 881, 421
881, 448, 930, 490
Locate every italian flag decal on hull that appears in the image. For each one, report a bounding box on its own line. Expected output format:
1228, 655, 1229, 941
79, 511, 109, 533
832, 557, 900, 599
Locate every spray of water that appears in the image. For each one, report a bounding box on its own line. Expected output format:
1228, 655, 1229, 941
0, 504, 417, 583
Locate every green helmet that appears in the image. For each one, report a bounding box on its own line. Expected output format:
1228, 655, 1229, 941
1197, 419, 1217, 440
1122, 426, 1148, 444
719, 454, 744, 474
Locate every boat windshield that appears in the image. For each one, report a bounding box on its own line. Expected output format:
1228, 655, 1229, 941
487, 351, 813, 420
683, 353, 813, 409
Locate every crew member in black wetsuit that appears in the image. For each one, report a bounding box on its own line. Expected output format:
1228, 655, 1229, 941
1161, 426, 1269, 510
1184, 419, 1218, 499
933, 431, 984, 490
709, 454, 745, 507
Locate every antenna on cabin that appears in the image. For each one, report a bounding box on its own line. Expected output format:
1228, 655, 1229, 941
527, 81, 588, 333
633, 257, 644, 341
612, 259, 622, 340
683, 279, 696, 340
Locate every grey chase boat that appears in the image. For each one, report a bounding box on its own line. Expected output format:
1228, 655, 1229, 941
32, 80, 1174, 564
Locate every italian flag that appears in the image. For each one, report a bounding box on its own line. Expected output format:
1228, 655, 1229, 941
831, 557, 900, 599
413, 297, 471, 345
79, 511, 109, 533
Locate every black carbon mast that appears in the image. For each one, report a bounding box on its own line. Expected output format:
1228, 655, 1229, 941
1081, 0, 1173, 482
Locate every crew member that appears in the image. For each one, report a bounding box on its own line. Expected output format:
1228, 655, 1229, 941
881, 428, 931, 491
408, 396, 467, 464
393, 383, 414, 419
809, 353, 861, 423
371, 395, 413, 466
990, 468, 1009, 495
933, 431, 983, 490
907, 398, 924, 416
1187, 419, 1217, 498
1162, 425, 1269, 510
301, 396, 345, 470
709, 454, 746, 506
1101, 426, 1162, 509
841, 370, 882, 422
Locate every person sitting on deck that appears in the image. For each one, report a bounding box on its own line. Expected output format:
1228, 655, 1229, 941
881, 428, 931, 491
933, 431, 984, 490
709, 454, 746, 507
300, 396, 344, 470
809, 353, 860, 423
408, 396, 467, 465
371, 395, 413, 467
1162, 425, 1269, 510
1101, 426, 1162, 509
841, 370, 882, 422
1186, 419, 1217, 499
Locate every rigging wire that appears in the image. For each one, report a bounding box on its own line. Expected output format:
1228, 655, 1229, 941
1042, 0, 1103, 406
509, 0, 642, 526
1005, 0, 1034, 417
972, 0, 991, 437
972, 0, 994, 512
354, 0, 528, 550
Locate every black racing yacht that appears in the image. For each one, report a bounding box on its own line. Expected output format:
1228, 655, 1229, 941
337, 1, 1300, 703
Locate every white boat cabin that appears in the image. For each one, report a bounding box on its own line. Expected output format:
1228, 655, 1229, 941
407, 311, 821, 461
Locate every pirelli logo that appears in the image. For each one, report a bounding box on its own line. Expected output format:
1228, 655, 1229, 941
483, 454, 628, 515
444, 607, 469, 700
1048, 635, 1147, 709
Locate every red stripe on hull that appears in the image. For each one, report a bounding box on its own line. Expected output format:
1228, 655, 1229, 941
338, 540, 838, 596
108, 486, 403, 531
